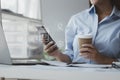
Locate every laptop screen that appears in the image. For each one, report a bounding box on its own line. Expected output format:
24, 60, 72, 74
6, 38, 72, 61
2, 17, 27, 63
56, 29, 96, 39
0, 0, 12, 65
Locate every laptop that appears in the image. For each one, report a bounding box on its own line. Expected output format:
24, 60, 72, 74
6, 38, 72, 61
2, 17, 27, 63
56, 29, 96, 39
0, 21, 45, 65
0, 10, 45, 65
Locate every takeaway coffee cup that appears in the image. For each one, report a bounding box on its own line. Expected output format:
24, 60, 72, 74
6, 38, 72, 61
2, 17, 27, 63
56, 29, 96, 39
78, 34, 92, 49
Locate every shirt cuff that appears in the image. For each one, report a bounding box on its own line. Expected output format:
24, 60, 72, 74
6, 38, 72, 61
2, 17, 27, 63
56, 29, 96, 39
63, 50, 74, 60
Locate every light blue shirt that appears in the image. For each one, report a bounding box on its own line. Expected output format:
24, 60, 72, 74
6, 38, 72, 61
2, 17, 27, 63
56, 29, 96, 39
64, 5, 120, 64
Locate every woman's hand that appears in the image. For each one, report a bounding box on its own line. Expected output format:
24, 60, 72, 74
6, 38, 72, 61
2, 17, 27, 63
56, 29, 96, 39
80, 44, 105, 64
44, 41, 59, 56
41, 34, 59, 57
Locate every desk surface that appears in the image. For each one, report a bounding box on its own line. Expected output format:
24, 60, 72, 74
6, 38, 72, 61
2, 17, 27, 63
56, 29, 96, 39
0, 64, 120, 80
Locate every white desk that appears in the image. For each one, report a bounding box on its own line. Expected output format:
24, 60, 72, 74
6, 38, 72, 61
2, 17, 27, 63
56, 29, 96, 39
0, 64, 120, 80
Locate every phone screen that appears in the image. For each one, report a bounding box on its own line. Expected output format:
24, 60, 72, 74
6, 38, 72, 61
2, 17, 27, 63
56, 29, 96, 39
37, 26, 55, 45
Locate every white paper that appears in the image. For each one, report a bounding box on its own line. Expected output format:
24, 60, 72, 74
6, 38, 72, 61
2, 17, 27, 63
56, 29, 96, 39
41, 60, 112, 68
41, 59, 68, 67
69, 64, 111, 68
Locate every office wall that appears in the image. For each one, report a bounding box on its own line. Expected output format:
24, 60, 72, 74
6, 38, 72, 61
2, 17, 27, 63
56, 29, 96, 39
41, 0, 89, 50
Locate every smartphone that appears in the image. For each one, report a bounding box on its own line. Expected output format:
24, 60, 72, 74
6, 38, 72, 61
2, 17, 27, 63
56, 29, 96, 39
36, 26, 55, 45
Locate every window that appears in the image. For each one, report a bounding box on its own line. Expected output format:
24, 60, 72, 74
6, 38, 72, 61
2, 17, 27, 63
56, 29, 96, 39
1, 0, 41, 19
1, 0, 43, 59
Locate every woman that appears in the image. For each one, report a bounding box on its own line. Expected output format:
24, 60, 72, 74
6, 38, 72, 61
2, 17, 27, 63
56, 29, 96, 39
42, 0, 120, 64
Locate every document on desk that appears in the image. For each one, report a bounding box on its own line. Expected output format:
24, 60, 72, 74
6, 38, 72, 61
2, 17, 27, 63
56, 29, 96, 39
41, 59, 111, 68
41, 59, 68, 67
69, 64, 111, 68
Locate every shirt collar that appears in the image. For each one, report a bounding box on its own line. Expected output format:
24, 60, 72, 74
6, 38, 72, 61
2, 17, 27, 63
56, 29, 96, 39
112, 6, 120, 17
88, 5, 120, 17
88, 5, 96, 14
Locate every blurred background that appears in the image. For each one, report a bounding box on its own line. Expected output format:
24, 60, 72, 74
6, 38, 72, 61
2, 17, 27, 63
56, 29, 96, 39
1, 0, 89, 60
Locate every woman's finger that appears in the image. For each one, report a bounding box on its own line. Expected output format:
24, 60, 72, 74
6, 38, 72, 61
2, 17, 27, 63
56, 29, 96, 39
80, 53, 91, 59
81, 44, 94, 49
80, 47, 93, 53
45, 41, 54, 50
45, 44, 58, 53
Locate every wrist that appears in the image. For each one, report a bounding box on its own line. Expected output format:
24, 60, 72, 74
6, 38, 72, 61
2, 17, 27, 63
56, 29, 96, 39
52, 49, 61, 57
98, 54, 117, 64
